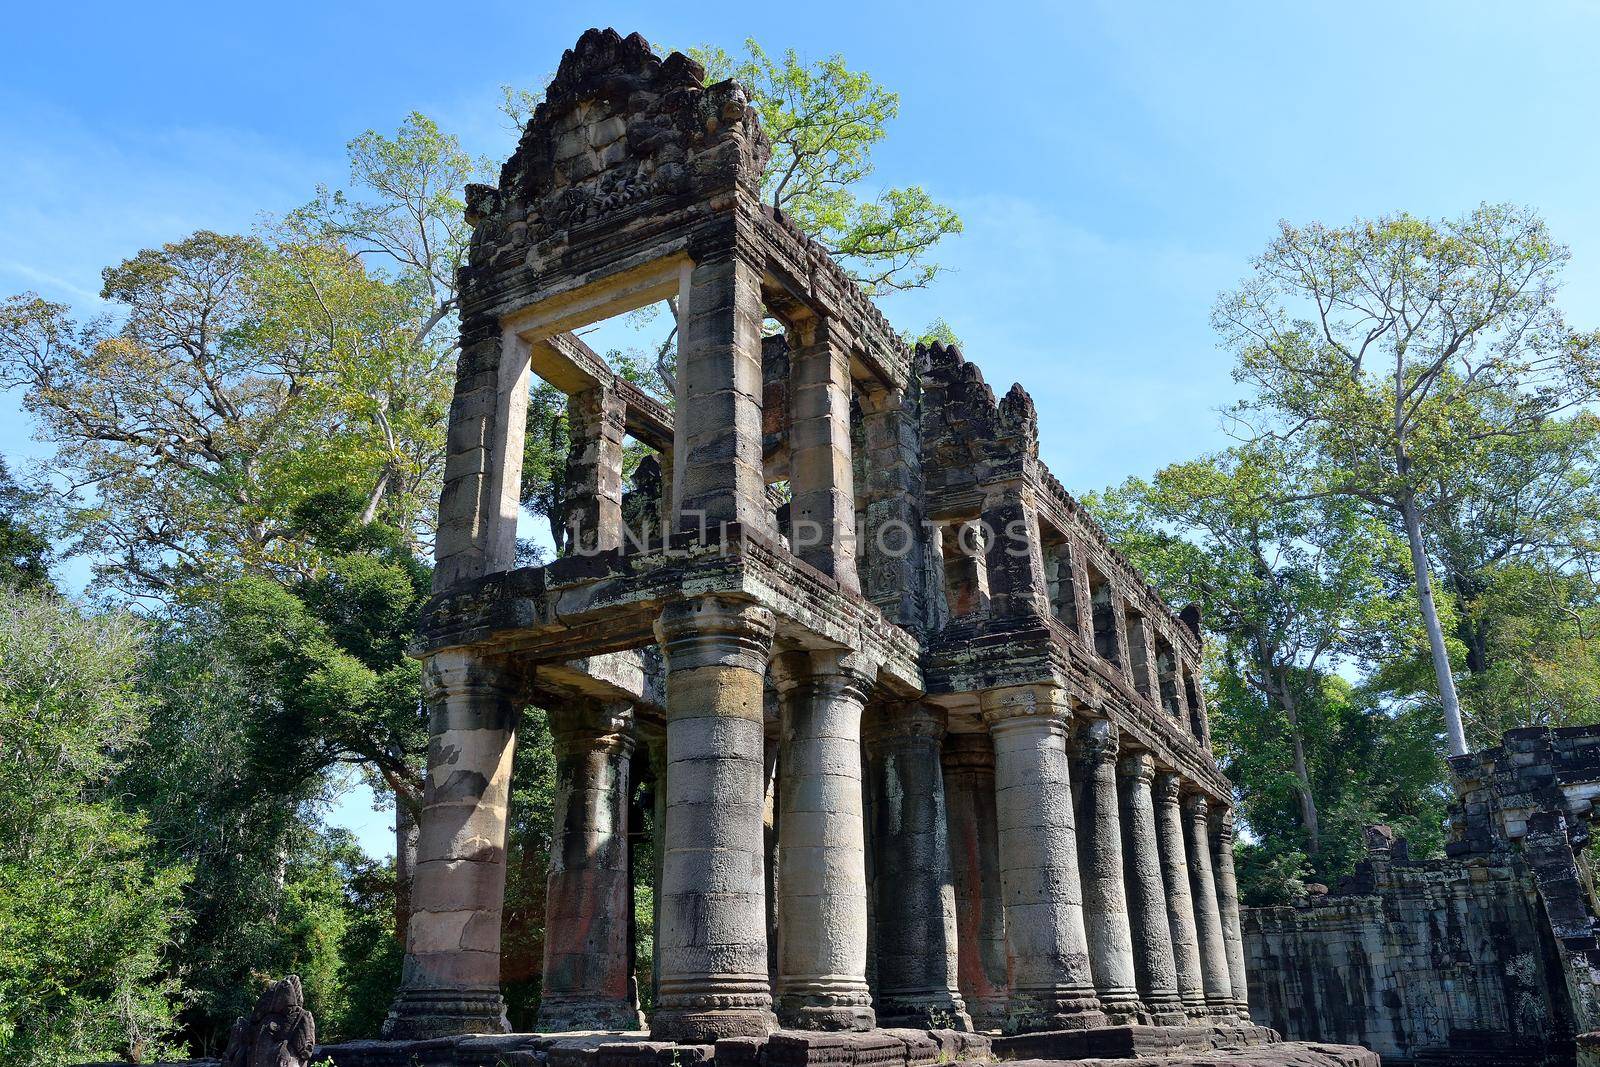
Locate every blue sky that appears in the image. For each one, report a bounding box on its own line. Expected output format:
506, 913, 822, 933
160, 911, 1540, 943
6, 1, 1600, 855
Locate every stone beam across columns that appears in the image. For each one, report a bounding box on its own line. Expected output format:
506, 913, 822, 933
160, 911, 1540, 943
864, 701, 972, 1031
980, 684, 1106, 1033
385, 651, 521, 1038
651, 595, 778, 1042
770, 648, 876, 1031
1071, 717, 1143, 1024
1116, 752, 1185, 1025
1182, 792, 1235, 1017
535, 700, 642, 1032
1152, 771, 1207, 1018
1211, 805, 1251, 1020
942, 731, 1009, 1031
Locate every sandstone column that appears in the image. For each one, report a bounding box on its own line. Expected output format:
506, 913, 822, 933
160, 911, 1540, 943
563, 382, 627, 553
385, 651, 520, 1038
536, 701, 642, 1032
770, 649, 875, 1031
864, 702, 972, 1030
1070, 718, 1143, 1023
1117, 753, 1185, 1025
651, 596, 777, 1042
1211, 805, 1251, 1020
857, 386, 930, 630
1153, 771, 1207, 1018
981, 685, 1105, 1033
787, 316, 858, 590
673, 248, 771, 536
942, 731, 1008, 1031
1183, 792, 1234, 1017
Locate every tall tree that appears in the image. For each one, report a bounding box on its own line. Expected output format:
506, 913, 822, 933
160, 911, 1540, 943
1215, 204, 1600, 755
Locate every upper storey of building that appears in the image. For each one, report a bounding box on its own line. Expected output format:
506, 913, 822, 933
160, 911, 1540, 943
423, 28, 1223, 793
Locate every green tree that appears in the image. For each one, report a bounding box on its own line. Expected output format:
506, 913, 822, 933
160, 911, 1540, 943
1216, 204, 1600, 756
0, 456, 50, 590
1092, 445, 1410, 857
0, 592, 190, 1066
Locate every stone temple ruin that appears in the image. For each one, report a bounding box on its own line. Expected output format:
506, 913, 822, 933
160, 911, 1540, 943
349, 28, 1376, 1067
1246, 725, 1600, 1065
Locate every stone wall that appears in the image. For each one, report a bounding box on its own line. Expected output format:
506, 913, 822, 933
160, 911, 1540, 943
1244, 725, 1600, 1066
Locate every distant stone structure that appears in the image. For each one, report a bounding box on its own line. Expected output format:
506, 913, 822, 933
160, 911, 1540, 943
1245, 725, 1600, 1065
361, 27, 1375, 1067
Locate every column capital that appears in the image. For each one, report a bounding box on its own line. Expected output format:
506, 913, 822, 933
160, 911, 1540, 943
547, 701, 635, 755
655, 596, 775, 674
979, 683, 1072, 731
1153, 770, 1185, 807
1181, 791, 1212, 825
1211, 804, 1238, 840
1117, 750, 1157, 783
422, 651, 520, 703
769, 648, 876, 703
863, 700, 947, 744
1074, 716, 1121, 766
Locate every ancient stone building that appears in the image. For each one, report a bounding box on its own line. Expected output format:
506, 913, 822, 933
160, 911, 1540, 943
368, 28, 1374, 1067
1246, 725, 1600, 1066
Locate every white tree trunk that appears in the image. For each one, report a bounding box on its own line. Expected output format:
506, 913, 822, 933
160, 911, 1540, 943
1399, 493, 1468, 756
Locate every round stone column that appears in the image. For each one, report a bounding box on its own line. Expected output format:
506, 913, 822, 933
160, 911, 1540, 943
1182, 792, 1234, 1017
536, 701, 643, 1032
650, 596, 778, 1042
980, 685, 1105, 1033
1210, 805, 1251, 1020
1071, 718, 1143, 1023
942, 731, 1009, 1031
1116, 753, 1185, 1025
385, 651, 520, 1038
864, 701, 972, 1030
770, 649, 876, 1031
1152, 771, 1206, 1018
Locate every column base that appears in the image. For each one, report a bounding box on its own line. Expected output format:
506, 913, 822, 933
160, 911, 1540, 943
650, 998, 777, 1043
875, 990, 973, 1032
382, 987, 509, 1039
775, 990, 876, 1032
1141, 995, 1188, 1027
1096, 989, 1146, 1027
1003, 989, 1107, 1034
534, 996, 644, 1033
965, 994, 1009, 1033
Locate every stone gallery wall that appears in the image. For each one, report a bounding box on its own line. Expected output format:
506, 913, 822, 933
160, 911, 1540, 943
1244, 725, 1600, 1066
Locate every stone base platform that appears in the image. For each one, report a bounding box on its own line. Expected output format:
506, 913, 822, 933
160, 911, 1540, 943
72, 1025, 1376, 1067
287, 1025, 1372, 1067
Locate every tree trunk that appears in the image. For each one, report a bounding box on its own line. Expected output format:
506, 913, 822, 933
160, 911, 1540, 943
394, 790, 419, 943
1399, 492, 1468, 756
1274, 668, 1320, 856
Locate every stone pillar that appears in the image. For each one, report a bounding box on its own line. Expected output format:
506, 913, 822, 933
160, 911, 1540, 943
1124, 612, 1160, 704
536, 701, 642, 1031
787, 316, 858, 591
642, 726, 668, 1009
980, 685, 1105, 1033
858, 386, 930, 630
770, 649, 875, 1031
651, 596, 777, 1042
1183, 793, 1234, 1017
1211, 805, 1251, 1020
1152, 772, 1206, 1018
1070, 718, 1142, 1023
942, 731, 1008, 1031
1117, 753, 1185, 1025
864, 702, 972, 1030
980, 484, 1048, 620
564, 382, 627, 554
385, 652, 520, 1038
434, 321, 530, 589
673, 248, 771, 537
941, 520, 990, 619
